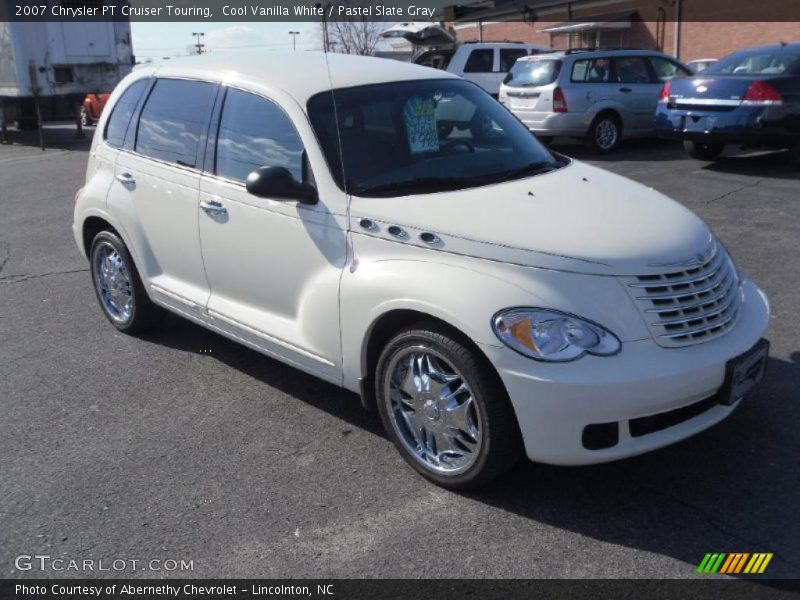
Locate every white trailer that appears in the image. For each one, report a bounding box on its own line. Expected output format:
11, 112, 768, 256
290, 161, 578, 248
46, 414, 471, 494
0, 19, 133, 142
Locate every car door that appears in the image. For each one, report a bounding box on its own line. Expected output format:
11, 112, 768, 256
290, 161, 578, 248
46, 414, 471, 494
108, 77, 217, 316
461, 48, 498, 95
612, 55, 663, 132
197, 87, 348, 382
92, 78, 149, 216
569, 56, 617, 116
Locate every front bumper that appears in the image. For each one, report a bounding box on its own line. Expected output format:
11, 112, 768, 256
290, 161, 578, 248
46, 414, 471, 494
480, 278, 769, 465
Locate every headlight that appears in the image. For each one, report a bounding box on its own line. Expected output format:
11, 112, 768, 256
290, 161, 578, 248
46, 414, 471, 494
491, 308, 621, 362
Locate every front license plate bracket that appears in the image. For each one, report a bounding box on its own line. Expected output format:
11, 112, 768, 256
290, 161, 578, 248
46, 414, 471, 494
719, 339, 769, 406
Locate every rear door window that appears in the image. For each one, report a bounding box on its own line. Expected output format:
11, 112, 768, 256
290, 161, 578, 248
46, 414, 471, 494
104, 79, 148, 148
136, 79, 216, 167
464, 49, 494, 73
499, 49, 528, 72
571, 58, 612, 83
215, 88, 305, 183
613, 56, 653, 84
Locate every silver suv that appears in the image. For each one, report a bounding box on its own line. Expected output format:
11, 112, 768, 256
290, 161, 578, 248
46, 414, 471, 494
499, 49, 691, 152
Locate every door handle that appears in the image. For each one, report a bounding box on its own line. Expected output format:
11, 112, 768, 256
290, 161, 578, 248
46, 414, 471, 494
115, 172, 135, 186
200, 199, 228, 217
619, 87, 633, 93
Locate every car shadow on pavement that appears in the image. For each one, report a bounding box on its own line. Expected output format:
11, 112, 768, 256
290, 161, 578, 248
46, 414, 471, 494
701, 150, 800, 181
0, 123, 94, 152
143, 314, 800, 582
550, 137, 686, 162
139, 314, 386, 438
465, 351, 800, 584
554, 136, 800, 181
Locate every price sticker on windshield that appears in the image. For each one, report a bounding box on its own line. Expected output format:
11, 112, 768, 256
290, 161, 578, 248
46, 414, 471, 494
404, 96, 439, 155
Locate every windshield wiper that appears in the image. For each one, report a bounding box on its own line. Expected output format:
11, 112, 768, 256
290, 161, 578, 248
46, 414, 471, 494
354, 176, 487, 197
353, 159, 568, 197
495, 159, 566, 182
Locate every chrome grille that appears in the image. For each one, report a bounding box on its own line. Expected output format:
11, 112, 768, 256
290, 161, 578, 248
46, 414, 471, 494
624, 243, 742, 348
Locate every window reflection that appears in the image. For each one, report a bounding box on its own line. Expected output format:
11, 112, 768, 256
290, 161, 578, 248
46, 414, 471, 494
216, 89, 304, 183
136, 79, 215, 166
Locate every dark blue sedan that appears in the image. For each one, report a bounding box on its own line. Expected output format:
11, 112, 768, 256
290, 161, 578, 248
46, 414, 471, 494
655, 43, 800, 161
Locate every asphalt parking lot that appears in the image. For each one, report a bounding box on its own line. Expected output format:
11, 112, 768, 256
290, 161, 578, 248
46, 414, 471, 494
1, 124, 798, 581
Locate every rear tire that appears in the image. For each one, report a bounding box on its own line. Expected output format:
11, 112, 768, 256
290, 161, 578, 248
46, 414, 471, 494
375, 324, 523, 489
89, 231, 164, 334
684, 140, 724, 160
585, 113, 622, 153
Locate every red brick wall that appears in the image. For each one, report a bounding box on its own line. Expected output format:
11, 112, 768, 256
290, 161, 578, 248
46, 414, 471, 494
678, 22, 800, 62
449, 1, 798, 61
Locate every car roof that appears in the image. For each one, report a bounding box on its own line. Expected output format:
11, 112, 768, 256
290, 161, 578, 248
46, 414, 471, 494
518, 49, 672, 61
132, 51, 458, 103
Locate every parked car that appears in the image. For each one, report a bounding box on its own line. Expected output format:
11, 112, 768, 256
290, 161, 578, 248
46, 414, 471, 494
73, 52, 769, 489
378, 24, 548, 97
656, 43, 800, 161
80, 93, 110, 126
686, 58, 718, 74
499, 49, 692, 152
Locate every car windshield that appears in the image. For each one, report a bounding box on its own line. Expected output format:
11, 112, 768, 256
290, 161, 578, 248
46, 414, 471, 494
504, 59, 561, 87
704, 46, 800, 76
307, 79, 562, 197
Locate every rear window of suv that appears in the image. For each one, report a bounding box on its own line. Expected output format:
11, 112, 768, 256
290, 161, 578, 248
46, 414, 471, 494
504, 59, 561, 87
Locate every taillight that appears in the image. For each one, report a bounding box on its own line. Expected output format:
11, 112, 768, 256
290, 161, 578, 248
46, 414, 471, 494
552, 86, 567, 113
743, 80, 783, 105
659, 81, 671, 102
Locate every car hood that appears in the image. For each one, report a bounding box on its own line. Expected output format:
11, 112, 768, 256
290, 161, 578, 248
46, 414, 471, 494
348, 160, 713, 277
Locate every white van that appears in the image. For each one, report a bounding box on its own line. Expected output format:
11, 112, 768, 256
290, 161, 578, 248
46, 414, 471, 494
73, 52, 769, 489
379, 23, 548, 96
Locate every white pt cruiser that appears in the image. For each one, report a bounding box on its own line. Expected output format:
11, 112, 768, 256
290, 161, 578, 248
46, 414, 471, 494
73, 53, 770, 488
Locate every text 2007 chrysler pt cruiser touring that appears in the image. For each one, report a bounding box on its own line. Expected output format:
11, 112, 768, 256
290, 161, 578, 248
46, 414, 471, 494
73, 52, 770, 488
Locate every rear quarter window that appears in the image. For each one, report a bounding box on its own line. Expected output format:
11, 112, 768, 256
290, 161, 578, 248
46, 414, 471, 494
104, 79, 148, 149
649, 57, 691, 82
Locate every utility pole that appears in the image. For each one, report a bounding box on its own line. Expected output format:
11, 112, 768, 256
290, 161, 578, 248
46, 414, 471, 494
192, 32, 205, 55
289, 30, 300, 51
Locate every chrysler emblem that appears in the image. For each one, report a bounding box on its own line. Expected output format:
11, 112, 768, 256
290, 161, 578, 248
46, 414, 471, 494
650, 244, 716, 269
696, 85, 708, 93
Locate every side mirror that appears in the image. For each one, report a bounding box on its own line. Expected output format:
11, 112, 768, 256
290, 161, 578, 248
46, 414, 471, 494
245, 166, 318, 205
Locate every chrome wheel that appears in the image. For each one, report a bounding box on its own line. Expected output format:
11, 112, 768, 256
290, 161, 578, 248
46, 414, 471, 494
384, 347, 483, 475
594, 118, 619, 150
93, 242, 133, 323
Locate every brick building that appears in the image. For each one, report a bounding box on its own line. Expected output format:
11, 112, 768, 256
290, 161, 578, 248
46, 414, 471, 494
445, 0, 800, 62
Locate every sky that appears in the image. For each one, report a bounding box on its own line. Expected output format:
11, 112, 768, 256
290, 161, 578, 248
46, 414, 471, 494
130, 22, 325, 61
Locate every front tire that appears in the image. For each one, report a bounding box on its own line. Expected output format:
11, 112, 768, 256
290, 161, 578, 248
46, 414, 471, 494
375, 325, 523, 489
585, 113, 622, 153
89, 231, 164, 333
684, 140, 724, 160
